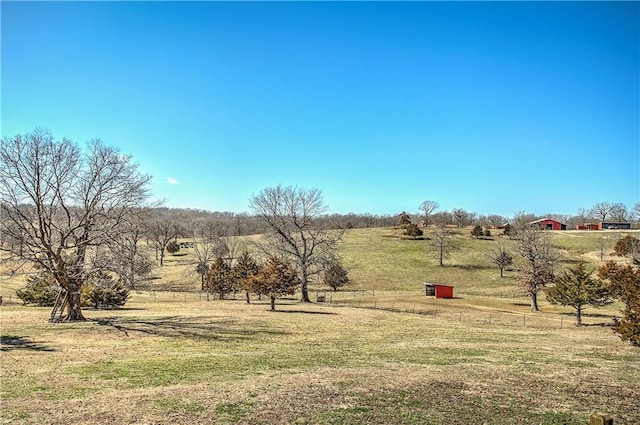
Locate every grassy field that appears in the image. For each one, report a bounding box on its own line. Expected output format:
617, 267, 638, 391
1, 227, 639, 424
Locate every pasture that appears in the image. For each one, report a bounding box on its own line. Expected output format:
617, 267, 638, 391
1, 228, 639, 424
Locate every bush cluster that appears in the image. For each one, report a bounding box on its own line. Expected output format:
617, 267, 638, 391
16, 272, 129, 309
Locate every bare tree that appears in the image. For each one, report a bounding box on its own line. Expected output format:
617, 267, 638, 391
192, 222, 228, 290
0, 129, 151, 321
249, 185, 344, 302
609, 202, 630, 223
487, 242, 513, 277
146, 213, 181, 266
484, 214, 508, 228
419, 200, 439, 226
515, 225, 557, 311
426, 225, 458, 266
451, 208, 471, 229
589, 202, 613, 222
100, 211, 154, 289
632, 202, 640, 224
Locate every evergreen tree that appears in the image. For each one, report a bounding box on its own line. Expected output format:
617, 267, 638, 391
546, 261, 612, 326
598, 262, 640, 347
16, 273, 58, 306
166, 240, 181, 255
397, 211, 412, 228
404, 223, 423, 238
471, 225, 484, 239
204, 256, 233, 300
323, 259, 350, 292
233, 251, 261, 303
86, 272, 130, 309
249, 256, 300, 311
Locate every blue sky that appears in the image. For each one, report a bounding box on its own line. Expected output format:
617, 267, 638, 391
2, 1, 639, 217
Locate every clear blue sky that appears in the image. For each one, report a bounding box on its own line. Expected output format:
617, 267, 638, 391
2, 1, 639, 217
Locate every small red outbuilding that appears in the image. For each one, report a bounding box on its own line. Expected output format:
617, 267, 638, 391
423, 283, 454, 298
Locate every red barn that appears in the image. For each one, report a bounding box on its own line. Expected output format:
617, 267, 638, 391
529, 218, 566, 231
423, 283, 454, 298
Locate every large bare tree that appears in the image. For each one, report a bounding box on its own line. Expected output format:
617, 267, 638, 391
249, 185, 343, 302
515, 225, 557, 311
419, 200, 439, 226
426, 225, 458, 266
589, 202, 613, 222
0, 129, 151, 321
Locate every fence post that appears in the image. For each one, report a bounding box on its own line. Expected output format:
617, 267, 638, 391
523, 314, 526, 327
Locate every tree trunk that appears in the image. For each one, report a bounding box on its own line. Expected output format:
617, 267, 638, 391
300, 267, 311, 302
576, 306, 582, 327
63, 292, 86, 321
500, 267, 504, 278
245, 291, 251, 304
270, 295, 276, 311
530, 292, 539, 312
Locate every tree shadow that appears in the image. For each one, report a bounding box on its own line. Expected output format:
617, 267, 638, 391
0, 335, 55, 352
93, 315, 287, 341
271, 310, 337, 315
447, 264, 494, 271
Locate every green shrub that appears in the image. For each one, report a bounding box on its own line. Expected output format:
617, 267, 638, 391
16, 273, 59, 306
167, 241, 180, 255
86, 272, 130, 309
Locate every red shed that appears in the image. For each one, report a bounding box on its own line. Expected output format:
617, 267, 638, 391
529, 218, 566, 231
423, 283, 454, 298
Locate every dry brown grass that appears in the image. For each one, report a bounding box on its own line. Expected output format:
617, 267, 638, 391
2, 294, 639, 424
2, 228, 640, 424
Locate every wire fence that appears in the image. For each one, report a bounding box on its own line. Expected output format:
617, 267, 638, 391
2, 288, 612, 330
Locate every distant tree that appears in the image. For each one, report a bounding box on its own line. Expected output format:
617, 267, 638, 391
614, 236, 640, 260
322, 258, 350, 292
609, 203, 630, 223
431, 211, 453, 227
598, 237, 609, 262
512, 211, 539, 228
485, 214, 507, 228
515, 225, 557, 311
146, 216, 182, 266
632, 202, 640, 224
100, 214, 154, 290
233, 251, 261, 304
502, 223, 513, 237
598, 262, 640, 347
249, 185, 344, 303
471, 225, 484, 239
452, 208, 470, 229
419, 200, 439, 226
487, 243, 513, 278
397, 211, 412, 228
590, 202, 613, 223
426, 226, 458, 267
166, 241, 180, 255
203, 256, 234, 300
250, 256, 300, 311
404, 223, 423, 238
546, 261, 613, 326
